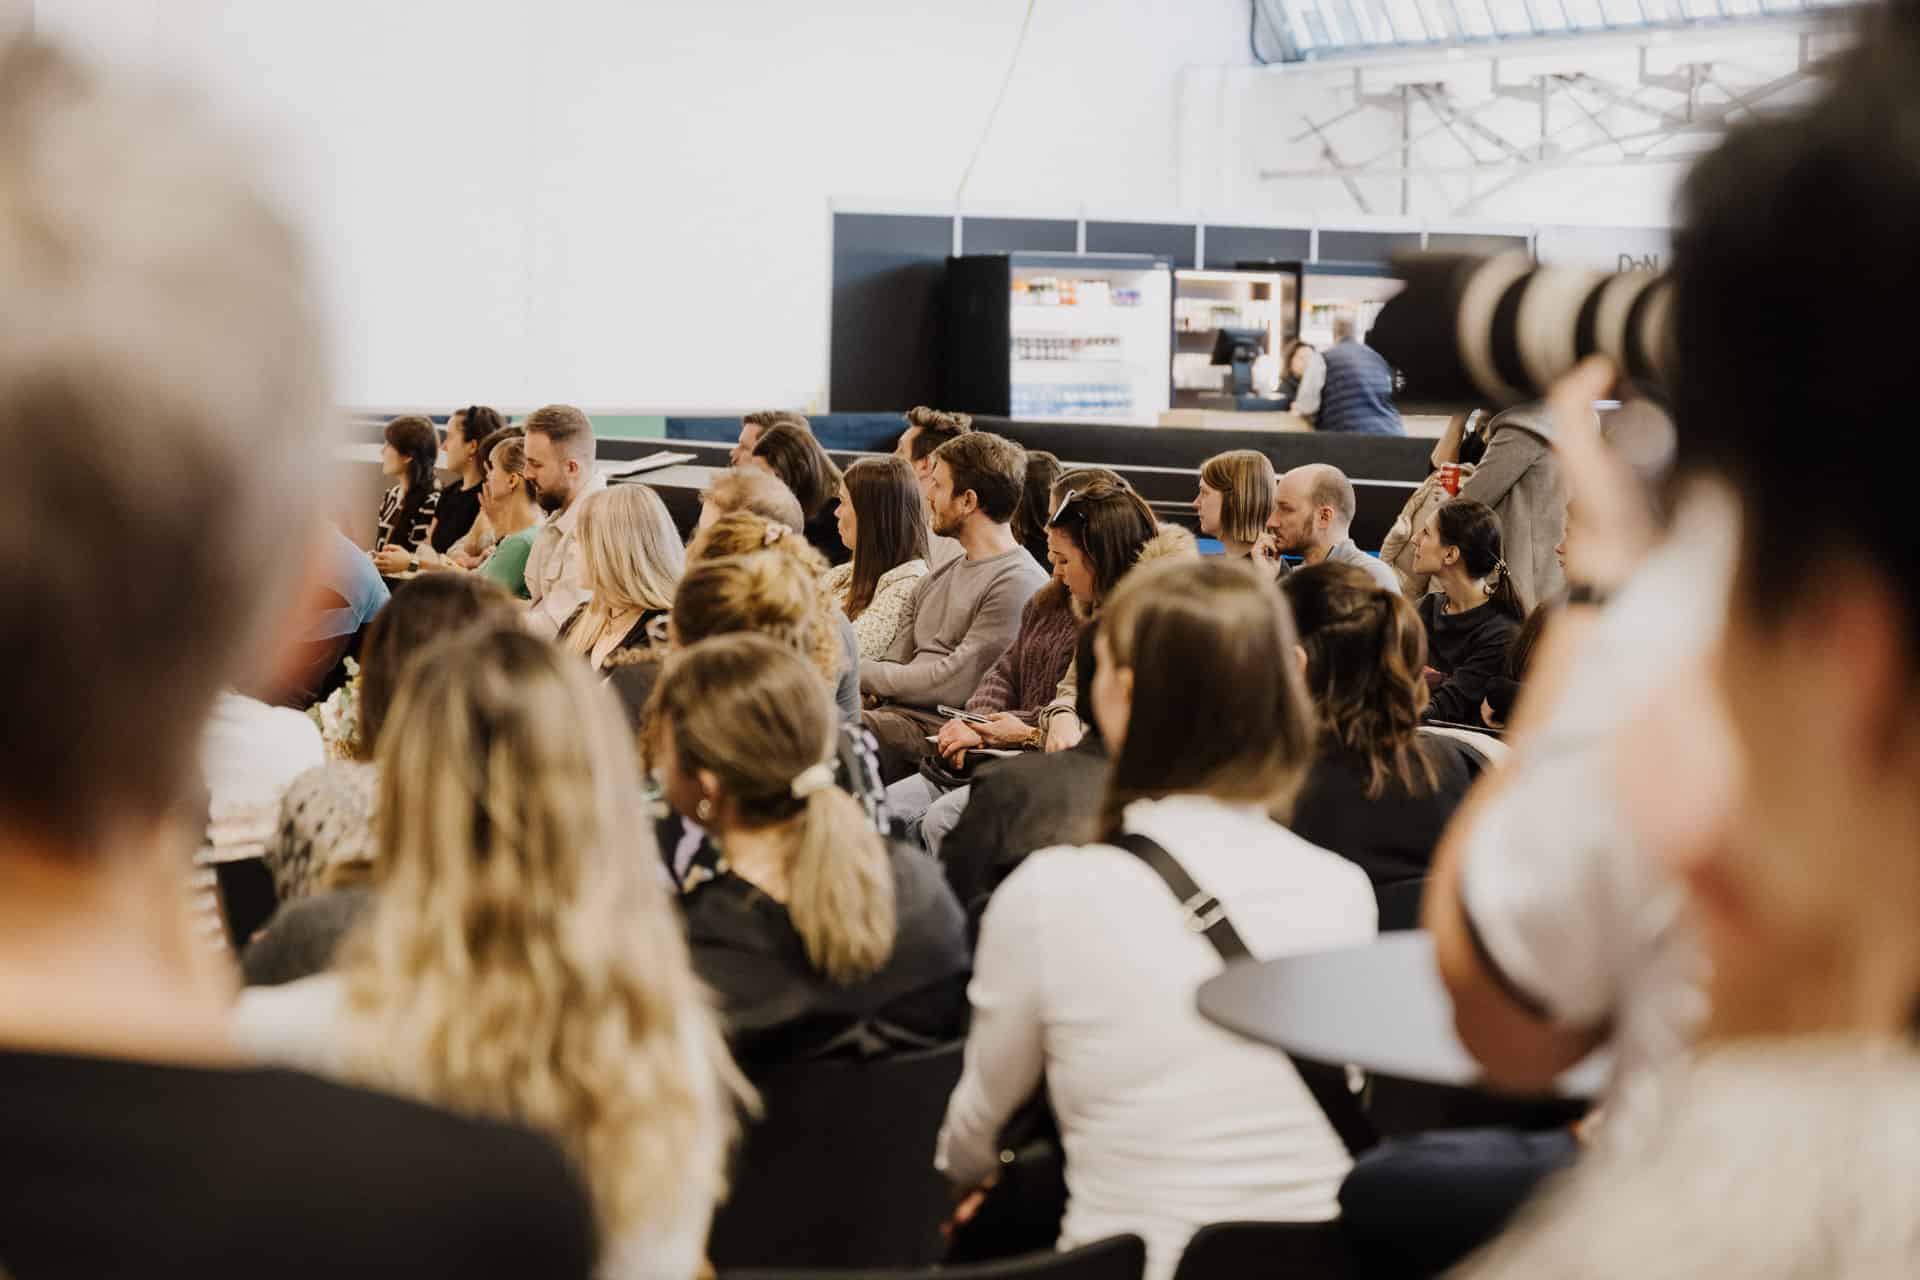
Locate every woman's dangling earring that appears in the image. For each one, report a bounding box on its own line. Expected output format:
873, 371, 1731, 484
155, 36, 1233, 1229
696, 797, 714, 823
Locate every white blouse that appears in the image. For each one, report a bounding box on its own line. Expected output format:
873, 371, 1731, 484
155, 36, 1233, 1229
937, 794, 1377, 1280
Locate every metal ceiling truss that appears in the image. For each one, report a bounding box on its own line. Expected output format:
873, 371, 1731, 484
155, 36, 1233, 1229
1252, 0, 1856, 63
1255, 26, 1834, 215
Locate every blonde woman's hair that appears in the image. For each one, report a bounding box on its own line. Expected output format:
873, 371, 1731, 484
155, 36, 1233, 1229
672, 550, 840, 687
577, 484, 684, 618
652, 635, 894, 984
686, 511, 843, 683
1200, 449, 1277, 545
340, 622, 750, 1246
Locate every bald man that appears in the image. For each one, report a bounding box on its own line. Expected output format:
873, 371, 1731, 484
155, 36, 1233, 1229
1269, 463, 1403, 593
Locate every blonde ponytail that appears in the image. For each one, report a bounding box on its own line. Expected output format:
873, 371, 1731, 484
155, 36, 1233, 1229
786, 784, 895, 985
651, 635, 898, 988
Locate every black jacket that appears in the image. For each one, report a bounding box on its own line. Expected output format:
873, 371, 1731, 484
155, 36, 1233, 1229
938, 739, 1110, 927
1418, 594, 1522, 725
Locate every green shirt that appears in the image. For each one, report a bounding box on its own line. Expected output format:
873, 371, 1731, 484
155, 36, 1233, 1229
478, 526, 540, 600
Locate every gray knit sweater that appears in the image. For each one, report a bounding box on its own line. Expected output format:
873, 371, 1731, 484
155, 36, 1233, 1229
860, 545, 1049, 711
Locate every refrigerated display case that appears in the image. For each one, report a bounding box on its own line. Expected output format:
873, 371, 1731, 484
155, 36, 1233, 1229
1171, 265, 1301, 407
946, 252, 1173, 425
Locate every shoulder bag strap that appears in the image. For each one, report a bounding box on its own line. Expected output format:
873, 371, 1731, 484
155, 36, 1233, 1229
1111, 830, 1379, 1158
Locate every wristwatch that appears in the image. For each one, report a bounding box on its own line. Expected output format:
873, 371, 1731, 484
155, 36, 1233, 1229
408, 555, 420, 574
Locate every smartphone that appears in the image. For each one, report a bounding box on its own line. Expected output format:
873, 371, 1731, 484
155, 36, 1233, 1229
937, 704, 992, 726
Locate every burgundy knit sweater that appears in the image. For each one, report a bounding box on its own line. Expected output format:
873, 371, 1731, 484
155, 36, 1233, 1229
965, 583, 1080, 722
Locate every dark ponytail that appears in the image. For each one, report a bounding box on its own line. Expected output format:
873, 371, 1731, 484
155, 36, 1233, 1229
1434, 497, 1528, 624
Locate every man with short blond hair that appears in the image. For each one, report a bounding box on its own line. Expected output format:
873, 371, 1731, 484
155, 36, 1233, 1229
522, 403, 605, 636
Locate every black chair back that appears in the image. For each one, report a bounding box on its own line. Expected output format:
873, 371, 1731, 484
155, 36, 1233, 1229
707, 1041, 966, 1270
1170, 1220, 1354, 1280
722, 1233, 1147, 1280
1375, 879, 1427, 933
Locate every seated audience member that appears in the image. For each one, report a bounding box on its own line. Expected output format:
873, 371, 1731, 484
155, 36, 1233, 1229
1196, 448, 1275, 562
695, 465, 807, 536
1269, 464, 1403, 593
1444, 17, 1920, 1276
938, 557, 1376, 1280
894, 405, 973, 566
558, 485, 682, 673
370, 414, 443, 573
862, 432, 1051, 782
472, 429, 541, 598
887, 474, 1161, 853
1315, 314, 1405, 436
264, 576, 518, 908
0, 41, 590, 1277
1280, 339, 1324, 419
938, 625, 1108, 923
823, 456, 930, 661
731, 408, 807, 470
747, 418, 848, 564
422, 405, 504, 560
1409, 498, 1525, 725
280, 525, 391, 707
522, 403, 606, 637
1281, 563, 1486, 902
685, 511, 860, 722
1381, 410, 1485, 595
1028, 474, 1199, 754
621, 549, 890, 889
1457, 401, 1580, 608
235, 624, 744, 1280
1012, 448, 1063, 571
649, 635, 970, 1064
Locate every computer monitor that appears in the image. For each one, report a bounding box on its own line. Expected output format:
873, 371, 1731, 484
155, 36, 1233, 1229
1209, 326, 1269, 398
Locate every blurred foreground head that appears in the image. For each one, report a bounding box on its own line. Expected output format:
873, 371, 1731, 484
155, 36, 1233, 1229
0, 40, 329, 849
1664, 3, 1920, 1031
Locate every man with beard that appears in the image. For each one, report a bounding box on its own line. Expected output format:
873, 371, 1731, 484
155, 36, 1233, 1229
1268, 463, 1403, 593
521, 404, 606, 637
861, 432, 1049, 782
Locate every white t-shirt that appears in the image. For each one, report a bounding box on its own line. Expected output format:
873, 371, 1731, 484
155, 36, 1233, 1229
200, 692, 324, 863
1458, 483, 1739, 1145
937, 794, 1377, 1280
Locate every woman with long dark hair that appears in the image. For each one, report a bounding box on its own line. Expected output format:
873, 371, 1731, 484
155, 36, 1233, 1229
823, 456, 929, 660
746, 419, 849, 565
1409, 497, 1526, 725
370, 415, 441, 569
1283, 562, 1488, 901
938, 556, 1375, 1280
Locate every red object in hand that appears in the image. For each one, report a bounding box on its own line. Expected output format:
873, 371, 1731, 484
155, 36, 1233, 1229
1439, 463, 1462, 496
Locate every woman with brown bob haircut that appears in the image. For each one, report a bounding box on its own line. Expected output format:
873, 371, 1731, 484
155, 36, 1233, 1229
650, 634, 968, 1064
939, 557, 1375, 1280
1196, 449, 1276, 561
824, 456, 930, 660
747, 420, 849, 565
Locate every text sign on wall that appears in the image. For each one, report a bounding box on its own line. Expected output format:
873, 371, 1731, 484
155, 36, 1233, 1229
1534, 225, 1672, 274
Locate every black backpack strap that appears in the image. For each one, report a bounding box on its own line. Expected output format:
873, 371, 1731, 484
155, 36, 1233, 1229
1111, 830, 1253, 962
1112, 830, 1379, 1158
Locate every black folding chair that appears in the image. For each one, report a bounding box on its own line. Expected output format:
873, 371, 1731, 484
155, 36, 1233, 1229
1170, 1220, 1354, 1280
